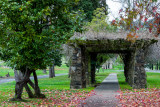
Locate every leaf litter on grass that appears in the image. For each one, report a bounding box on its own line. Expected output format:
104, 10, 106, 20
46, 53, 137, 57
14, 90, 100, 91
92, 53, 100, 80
0, 89, 96, 107
116, 88, 160, 107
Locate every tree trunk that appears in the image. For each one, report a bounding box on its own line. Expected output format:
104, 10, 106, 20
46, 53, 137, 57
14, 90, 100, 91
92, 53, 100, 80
43, 69, 47, 74
52, 64, 55, 77
10, 69, 45, 101
10, 69, 32, 101
156, 62, 159, 70
97, 67, 100, 73
149, 63, 152, 70
152, 64, 153, 70
33, 70, 45, 98
24, 84, 34, 98
49, 64, 55, 78
68, 66, 71, 78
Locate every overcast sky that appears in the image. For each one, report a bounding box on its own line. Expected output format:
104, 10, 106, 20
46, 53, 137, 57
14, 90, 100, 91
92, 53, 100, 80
106, 0, 122, 21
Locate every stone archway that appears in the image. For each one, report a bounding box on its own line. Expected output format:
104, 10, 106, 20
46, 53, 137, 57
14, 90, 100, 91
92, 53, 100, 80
68, 39, 156, 89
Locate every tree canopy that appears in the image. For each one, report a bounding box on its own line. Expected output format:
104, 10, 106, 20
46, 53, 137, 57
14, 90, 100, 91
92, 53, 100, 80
72, 0, 108, 21
0, 0, 84, 101
0, 0, 84, 70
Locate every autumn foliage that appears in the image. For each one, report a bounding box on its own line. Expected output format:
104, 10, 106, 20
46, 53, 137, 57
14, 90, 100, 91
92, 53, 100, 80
112, 0, 160, 41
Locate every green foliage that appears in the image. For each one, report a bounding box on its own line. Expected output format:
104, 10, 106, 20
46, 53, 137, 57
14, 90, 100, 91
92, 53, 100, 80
115, 55, 124, 64
0, 0, 84, 71
96, 53, 115, 67
72, 0, 107, 21
87, 7, 117, 32
52, 49, 62, 67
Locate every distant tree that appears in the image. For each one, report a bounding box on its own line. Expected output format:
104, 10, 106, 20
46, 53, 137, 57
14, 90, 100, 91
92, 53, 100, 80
0, 0, 84, 101
49, 49, 62, 78
72, 0, 108, 21
145, 41, 160, 70
96, 54, 115, 72
87, 7, 117, 32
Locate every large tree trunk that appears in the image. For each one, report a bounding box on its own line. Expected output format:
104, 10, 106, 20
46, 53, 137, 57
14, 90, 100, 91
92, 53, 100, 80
49, 64, 55, 78
10, 69, 45, 101
10, 69, 32, 101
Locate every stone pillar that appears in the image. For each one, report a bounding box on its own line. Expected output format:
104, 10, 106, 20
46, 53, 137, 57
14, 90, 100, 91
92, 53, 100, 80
85, 52, 90, 86
121, 53, 130, 83
88, 54, 92, 85
81, 46, 87, 88
91, 53, 97, 84
127, 52, 136, 86
70, 47, 82, 89
122, 49, 147, 89
122, 52, 136, 86
133, 49, 146, 89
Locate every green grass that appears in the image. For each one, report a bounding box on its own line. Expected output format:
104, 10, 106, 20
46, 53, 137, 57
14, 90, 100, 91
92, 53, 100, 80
96, 72, 110, 84
1, 62, 160, 105
0, 67, 14, 77
0, 71, 110, 104
0, 64, 69, 78
116, 71, 160, 90
146, 72, 160, 88
117, 72, 133, 90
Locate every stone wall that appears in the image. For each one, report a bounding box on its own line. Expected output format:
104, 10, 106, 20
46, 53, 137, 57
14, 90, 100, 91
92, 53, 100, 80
122, 49, 146, 89
133, 49, 146, 88
70, 47, 82, 89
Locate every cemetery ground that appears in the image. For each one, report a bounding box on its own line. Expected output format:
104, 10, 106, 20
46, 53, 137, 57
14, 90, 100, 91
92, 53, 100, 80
0, 64, 160, 106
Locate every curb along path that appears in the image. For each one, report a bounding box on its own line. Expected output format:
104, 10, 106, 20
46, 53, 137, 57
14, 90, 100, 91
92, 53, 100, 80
0, 73, 68, 84
80, 73, 120, 107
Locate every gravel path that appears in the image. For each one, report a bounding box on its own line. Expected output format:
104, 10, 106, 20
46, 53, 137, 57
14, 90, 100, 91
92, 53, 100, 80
80, 73, 120, 107
0, 73, 67, 84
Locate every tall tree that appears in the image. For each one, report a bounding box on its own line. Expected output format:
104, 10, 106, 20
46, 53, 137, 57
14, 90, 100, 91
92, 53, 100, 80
72, 0, 108, 21
49, 49, 62, 78
0, 0, 84, 101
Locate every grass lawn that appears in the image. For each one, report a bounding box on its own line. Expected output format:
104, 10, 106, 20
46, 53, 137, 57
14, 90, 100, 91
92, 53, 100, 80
98, 65, 160, 91
0, 64, 69, 78
1, 62, 160, 106
0, 69, 110, 106
116, 71, 160, 91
